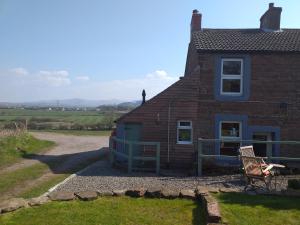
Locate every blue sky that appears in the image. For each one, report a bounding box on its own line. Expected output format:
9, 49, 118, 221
0, 0, 299, 102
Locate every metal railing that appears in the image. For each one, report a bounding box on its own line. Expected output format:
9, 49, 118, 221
109, 136, 160, 175
198, 138, 300, 176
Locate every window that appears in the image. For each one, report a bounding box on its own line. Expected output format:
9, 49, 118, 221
221, 59, 243, 95
177, 121, 193, 144
220, 121, 241, 156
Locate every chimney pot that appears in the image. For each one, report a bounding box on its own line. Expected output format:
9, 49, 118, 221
269, 3, 274, 8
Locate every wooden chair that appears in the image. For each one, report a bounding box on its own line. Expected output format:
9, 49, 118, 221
239, 146, 274, 191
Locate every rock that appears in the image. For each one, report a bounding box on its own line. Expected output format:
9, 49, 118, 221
126, 188, 147, 197
48, 191, 75, 201
28, 196, 50, 206
222, 182, 231, 188
219, 188, 240, 193
255, 188, 269, 195
75, 191, 98, 201
196, 186, 209, 197
0, 198, 28, 213
180, 189, 196, 199
145, 188, 161, 198
208, 187, 220, 193
161, 189, 180, 199
203, 195, 216, 204
207, 202, 222, 223
245, 190, 256, 195
113, 189, 126, 196
97, 190, 113, 196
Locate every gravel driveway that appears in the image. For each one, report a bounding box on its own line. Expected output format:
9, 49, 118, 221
53, 158, 300, 193
53, 159, 246, 193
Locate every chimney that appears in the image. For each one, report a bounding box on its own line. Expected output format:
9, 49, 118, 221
190, 9, 202, 38
260, 3, 282, 31
142, 89, 146, 105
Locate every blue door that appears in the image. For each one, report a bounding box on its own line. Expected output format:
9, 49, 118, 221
124, 123, 142, 157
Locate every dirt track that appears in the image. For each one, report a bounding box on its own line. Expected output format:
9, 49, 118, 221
0, 132, 109, 201
1, 132, 109, 174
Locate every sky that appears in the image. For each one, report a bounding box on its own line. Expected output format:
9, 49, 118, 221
0, 0, 299, 102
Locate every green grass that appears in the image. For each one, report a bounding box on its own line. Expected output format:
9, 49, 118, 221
0, 108, 119, 126
20, 174, 69, 198
32, 129, 111, 136
215, 192, 300, 225
0, 197, 204, 225
0, 164, 49, 194
19, 155, 104, 198
0, 133, 55, 168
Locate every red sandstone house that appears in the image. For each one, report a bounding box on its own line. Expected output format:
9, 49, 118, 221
114, 3, 300, 172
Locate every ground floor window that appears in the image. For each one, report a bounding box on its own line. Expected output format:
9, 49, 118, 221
177, 121, 193, 144
220, 121, 241, 155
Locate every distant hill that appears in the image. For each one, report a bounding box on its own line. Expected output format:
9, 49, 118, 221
0, 99, 124, 108
117, 101, 141, 108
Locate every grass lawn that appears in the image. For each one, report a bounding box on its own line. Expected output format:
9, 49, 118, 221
19, 174, 69, 198
0, 197, 204, 225
33, 129, 111, 136
19, 155, 103, 198
0, 133, 55, 169
216, 192, 300, 225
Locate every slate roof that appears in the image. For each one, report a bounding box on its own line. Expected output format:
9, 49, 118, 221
192, 29, 300, 52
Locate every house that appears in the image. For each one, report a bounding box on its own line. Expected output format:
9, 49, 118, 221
115, 3, 300, 171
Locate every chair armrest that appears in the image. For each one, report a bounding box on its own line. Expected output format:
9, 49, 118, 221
263, 165, 274, 173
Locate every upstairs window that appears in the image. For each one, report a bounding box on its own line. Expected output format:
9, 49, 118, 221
220, 121, 241, 156
177, 121, 193, 144
221, 59, 243, 96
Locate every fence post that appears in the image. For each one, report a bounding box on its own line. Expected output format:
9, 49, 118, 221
156, 143, 160, 175
198, 139, 203, 176
266, 142, 272, 163
128, 143, 133, 173
109, 137, 114, 166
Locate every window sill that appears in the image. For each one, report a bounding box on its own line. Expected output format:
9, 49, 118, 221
177, 142, 193, 145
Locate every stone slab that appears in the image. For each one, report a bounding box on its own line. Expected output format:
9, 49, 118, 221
125, 188, 147, 198
75, 191, 98, 201
145, 188, 161, 198
161, 189, 180, 199
0, 198, 28, 213
180, 189, 196, 199
28, 196, 50, 206
49, 191, 75, 201
97, 190, 113, 196
113, 189, 126, 196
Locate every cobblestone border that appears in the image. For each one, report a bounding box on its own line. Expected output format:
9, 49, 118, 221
1, 187, 299, 225
0, 186, 224, 225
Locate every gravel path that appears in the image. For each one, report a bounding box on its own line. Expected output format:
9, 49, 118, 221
54, 159, 246, 192
54, 159, 300, 193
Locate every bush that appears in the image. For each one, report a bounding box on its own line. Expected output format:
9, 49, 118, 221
288, 179, 300, 190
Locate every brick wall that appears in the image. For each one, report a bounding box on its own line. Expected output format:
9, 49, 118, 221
117, 51, 300, 169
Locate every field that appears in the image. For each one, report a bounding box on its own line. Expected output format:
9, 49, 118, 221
0, 108, 122, 131
0, 197, 204, 225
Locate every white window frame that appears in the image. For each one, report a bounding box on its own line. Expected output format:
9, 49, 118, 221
219, 121, 242, 140
177, 121, 193, 144
221, 58, 243, 96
